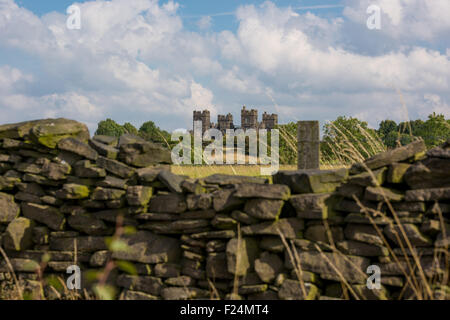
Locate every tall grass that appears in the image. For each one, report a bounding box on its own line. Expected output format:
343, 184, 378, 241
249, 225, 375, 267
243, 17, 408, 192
275, 117, 447, 300
1, 115, 447, 300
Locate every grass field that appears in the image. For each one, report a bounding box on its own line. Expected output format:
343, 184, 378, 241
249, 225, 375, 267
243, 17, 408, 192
171, 164, 346, 179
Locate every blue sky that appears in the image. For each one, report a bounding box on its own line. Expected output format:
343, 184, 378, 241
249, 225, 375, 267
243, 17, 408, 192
15, 1, 345, 17
1, 0, 449, 133
15, 0, 345, 32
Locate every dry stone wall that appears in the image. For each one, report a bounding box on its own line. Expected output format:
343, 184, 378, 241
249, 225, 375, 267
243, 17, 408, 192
0, 119, 449, 300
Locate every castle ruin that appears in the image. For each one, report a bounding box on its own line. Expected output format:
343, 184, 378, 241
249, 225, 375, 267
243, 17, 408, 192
192, 110, 211, 134
193, 106, 278, 133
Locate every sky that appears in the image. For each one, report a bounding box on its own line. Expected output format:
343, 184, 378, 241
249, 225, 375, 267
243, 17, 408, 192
1, 0, 449, 134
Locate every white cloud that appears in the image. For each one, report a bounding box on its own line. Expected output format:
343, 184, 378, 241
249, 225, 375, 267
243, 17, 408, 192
0, 65, 33, 93
217, 67, 263, 95
421, 94, 450, 118
0, 0, 448, 133
343, 0, 450, 41
197, 16, 212, 30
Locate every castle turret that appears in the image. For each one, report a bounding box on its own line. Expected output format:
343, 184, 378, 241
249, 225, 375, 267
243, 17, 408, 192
217, 113, 234, 133
241, 106, 258, 130
194, 106, 278, 133
193, 109, 211, 133
262, 112, 278, 130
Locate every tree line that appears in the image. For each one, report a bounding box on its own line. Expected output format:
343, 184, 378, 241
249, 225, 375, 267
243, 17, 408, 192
280, 112, 449, 165
95, 119, 172, 147
95, 113, 449, 165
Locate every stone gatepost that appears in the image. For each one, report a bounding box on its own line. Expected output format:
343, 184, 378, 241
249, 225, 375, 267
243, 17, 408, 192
297, 121, 320, 170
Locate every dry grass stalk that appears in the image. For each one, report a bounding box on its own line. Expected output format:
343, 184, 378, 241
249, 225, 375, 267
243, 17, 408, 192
353, 196, 423, 299
232, 223, 242, 297
277, 229, 308, 299
206, 279, 221, 300
0, 246, 23, 300
313, 244, 361, 300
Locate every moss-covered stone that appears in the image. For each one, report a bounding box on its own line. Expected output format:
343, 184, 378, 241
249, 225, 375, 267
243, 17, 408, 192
242, 218, 304, 239
126, 186, 153, 206
68, 213, 109, 236
56, 183, 90, 200
226, 237, 260, 276
291, 251, 370, 284
91, 187, 126, 201
2, 217, 35, 251
89, 139, 119, 159
0, 176, 20, 191
254, 251, 283, 283
206, 252, 233, 280
73, 160, 106, 178
0, 258, 40, 273
344, 224, 384, 246
290, 193, 341, 220
211, 214, 238, 229
278, 280, 319, 300
116, 275, 163, 296
157, 170, 184, 194
350, 140, 426, 173
387, 163, 411, 183
29, 119, 90, 148
238, 284, 268, 295
353, 284, 389, 300
304, 225, 343, 244
118, 134, 172, 167
112, 231, 181, 264
0, 120, 39, 139
202, 174, 267, 186
244, 199, 284, 220
404, 158, 450, 189
181, 179, 207, 194
58, 137, 98, 160
21, 202, 65, 231
234, 183, 291, 200
0, 192, 20, 223
384, 224, 432, 247
348, 167, 387, 187
336, 240, 389, 257
364, 186, 405, 202
92, 135, 118, 146
273, 168, 348, 194
96, 156, 135, 179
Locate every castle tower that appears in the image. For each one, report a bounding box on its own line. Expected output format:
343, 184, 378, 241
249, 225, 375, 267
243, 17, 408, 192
241, 106, 258, 130
262, 112, 278, 130
217, 113, 234, 133
193, 109, 211, 133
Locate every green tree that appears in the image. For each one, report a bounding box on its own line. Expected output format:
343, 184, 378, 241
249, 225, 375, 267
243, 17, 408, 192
379, 120, 397, 136
378, 120, 399, 147
380, 114, 449, 148
123, 122, 138, 135
414, 113, 450, 147
322, 116, 385, 164
95, 119, 125, 137
383, 131, 400, 148
138, 121, 172, 147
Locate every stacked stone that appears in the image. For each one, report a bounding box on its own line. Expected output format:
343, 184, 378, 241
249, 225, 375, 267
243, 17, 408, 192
0, 119, 174, 299
0, 118, 449, 300
127, 174, 301, 300
274, 139, 450, 300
